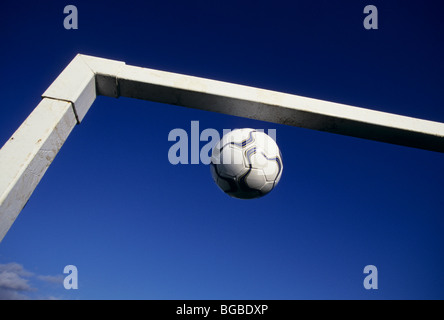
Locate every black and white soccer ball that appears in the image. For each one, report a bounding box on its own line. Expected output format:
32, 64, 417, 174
210, 128, 283, 199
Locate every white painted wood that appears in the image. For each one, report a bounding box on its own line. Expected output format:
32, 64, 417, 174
0, 99, 77, 240
78, 55, 126, 98
109, 60, 444, 153
42, 54, 96, 123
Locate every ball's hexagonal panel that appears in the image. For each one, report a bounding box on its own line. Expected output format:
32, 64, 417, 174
217, 176, 234, 193
274, 174, 282, 185
244, 168, 267, 190
218, 145, 246, 178
219, 128, 255, 150
210, 163, 218, 183
229, 188, 262, 199
260, 181, 275, 194
247, 148, 267, 169
253, 131, 280, 157
210, 146, 221, 164
262, 159, 280, 182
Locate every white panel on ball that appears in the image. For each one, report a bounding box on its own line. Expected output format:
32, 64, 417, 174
210, 129, 283, 199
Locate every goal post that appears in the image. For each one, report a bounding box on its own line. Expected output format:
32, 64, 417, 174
0, 54, 443, 242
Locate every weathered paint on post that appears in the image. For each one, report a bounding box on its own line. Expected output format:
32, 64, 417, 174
0, 99, 77, 239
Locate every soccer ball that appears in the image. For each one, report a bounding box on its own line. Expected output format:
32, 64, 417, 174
210, 128, 283, 199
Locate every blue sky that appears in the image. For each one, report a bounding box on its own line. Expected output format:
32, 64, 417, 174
0, 0, 443, 299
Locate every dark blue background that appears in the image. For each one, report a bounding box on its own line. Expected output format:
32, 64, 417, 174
0, 0, 443, 299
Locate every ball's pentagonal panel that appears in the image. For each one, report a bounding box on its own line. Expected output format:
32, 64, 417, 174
210, 128, 283, 199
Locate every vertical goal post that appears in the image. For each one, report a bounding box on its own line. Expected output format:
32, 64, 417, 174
0, 54, 443, 242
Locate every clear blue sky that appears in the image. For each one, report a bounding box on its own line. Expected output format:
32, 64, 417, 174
0, 0, 443, 299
